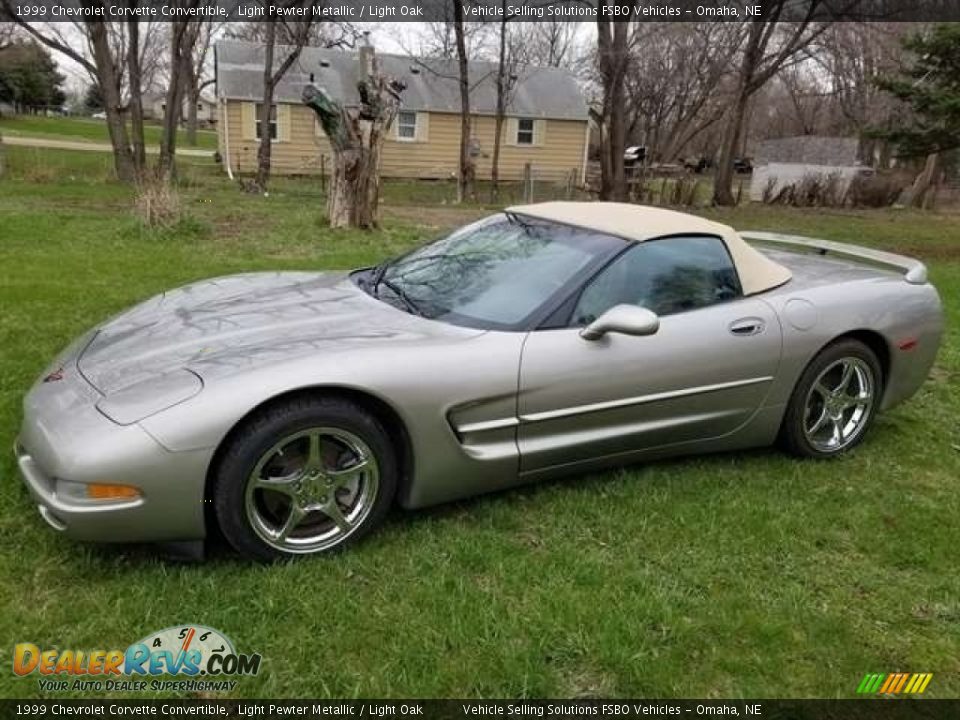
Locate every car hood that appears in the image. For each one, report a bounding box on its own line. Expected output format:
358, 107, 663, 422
77, 271, 481, 393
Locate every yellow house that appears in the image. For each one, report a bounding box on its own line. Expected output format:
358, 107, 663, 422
214, 40, 590, 183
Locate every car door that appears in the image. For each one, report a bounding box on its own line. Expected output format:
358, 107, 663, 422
517, 235, 783, 472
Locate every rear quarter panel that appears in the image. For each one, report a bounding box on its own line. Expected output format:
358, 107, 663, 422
760, 259, 943, 412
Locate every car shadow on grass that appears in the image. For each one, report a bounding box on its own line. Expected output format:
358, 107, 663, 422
78, 445, 789, 569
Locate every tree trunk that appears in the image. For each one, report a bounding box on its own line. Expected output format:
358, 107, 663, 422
328, 145, 384, 228
491, 16, 507, 204
906, 152, 939, 209
186, 87, 199, 146
303, 45, 403, 229
254, 19, 277, 191
127, 21, 146, 175
713, 88, 749, 206
86, 21, 135, 183
453, 4, 473, 204
158, 21, 198, 181
597, 18, 628, 202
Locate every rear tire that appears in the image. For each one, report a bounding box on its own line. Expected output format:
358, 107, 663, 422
213, 396, 396, 562
779, 339, 882, 458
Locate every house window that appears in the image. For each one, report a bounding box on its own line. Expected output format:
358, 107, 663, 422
397, 111, 417, 140
256, 103, 277, 140
516, 118, 534, 145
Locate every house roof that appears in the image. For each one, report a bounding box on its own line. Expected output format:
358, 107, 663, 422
754, 136, 860, 166
214, 40, 589, 121
506, 202, 792, 296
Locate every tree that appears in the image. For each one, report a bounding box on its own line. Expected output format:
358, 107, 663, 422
490, 7, 526, 202
873, 23, 960, 208
127, 20, 146, 172
253, 13, 316, 192
452, 3, 473, 203
226, 17, 357, 192
184, 21, 218, 146
622, 23, 739, 163
83, 82, 104, 112
711, 4, 830, 206
0, 40, 66, 113
3, 12, 137, 180
157, 18, 203, 179
523, 21, 580, 69
596, 11, 631, 201
809, 23, 907, 164
303, 43, 405, 228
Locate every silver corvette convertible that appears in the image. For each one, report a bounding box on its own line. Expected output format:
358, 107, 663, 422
17, 203, 942, 560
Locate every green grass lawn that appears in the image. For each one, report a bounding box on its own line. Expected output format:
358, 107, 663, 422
0, 146, 958, 699
0, 114, 218, 150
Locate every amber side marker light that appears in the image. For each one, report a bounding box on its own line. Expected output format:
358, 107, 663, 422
86, 483, 141, 500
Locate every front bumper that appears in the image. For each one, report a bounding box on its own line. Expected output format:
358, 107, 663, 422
17, 365, 213, 544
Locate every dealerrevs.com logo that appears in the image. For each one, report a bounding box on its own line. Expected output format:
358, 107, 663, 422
13, 625, 261, 693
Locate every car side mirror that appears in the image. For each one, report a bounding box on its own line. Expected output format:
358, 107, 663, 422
579, 304, 660, 341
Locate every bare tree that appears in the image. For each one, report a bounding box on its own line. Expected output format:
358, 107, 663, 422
184, 20, 218, 146
814, 22, 909, 164
623, 23, 740, 163
3, 13, 139, 180
252, 13, 316, 192
452, 3, 473, 203
490, 7, 527, 202
127, 20, 146, 172
303, 43, 404, 229
523, 20, 579, 69
596, 12, 631, 201
0, 20, 18, 50
713, 5, 831, 206
157, 18, 203, 179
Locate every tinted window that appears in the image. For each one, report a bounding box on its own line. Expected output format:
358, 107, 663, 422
572, 235, 742, 325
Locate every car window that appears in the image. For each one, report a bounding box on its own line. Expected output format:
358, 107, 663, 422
374, 215, 624, 330
572, 235, 742, 325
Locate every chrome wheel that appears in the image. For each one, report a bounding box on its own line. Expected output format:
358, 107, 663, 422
803, 357, 875, 453
244, 427, 379, 554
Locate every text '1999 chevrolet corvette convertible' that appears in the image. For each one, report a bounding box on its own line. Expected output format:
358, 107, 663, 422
17, 202, 943, 561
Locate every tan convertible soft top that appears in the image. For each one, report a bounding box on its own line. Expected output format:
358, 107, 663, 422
506, 201, 792, 296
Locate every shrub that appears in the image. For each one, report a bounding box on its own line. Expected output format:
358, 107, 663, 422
847, 171, 911, 207
762, 172, 845, 208
134, 177, 182, 228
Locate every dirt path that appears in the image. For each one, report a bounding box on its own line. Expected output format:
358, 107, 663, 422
2, 135, 214, 157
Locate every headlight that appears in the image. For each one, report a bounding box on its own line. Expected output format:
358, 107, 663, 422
96, 369, 203, 425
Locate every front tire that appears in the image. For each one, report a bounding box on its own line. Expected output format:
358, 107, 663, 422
213, 396, 396, 562
779, 339, 882, 458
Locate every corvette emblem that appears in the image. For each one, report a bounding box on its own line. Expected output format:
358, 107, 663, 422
43, 367, 64, 383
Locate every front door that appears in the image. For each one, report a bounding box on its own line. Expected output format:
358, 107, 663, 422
517, 235, 783, 472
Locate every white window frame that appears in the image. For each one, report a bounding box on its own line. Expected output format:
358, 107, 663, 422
256, 103, 278, 142
396, 110, 418, 141
516, 117, 535, 145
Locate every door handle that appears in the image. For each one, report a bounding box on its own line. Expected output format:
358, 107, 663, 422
729, 318, 765, 336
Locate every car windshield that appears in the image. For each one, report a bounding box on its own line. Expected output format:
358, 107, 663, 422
366, 214, 624, 330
